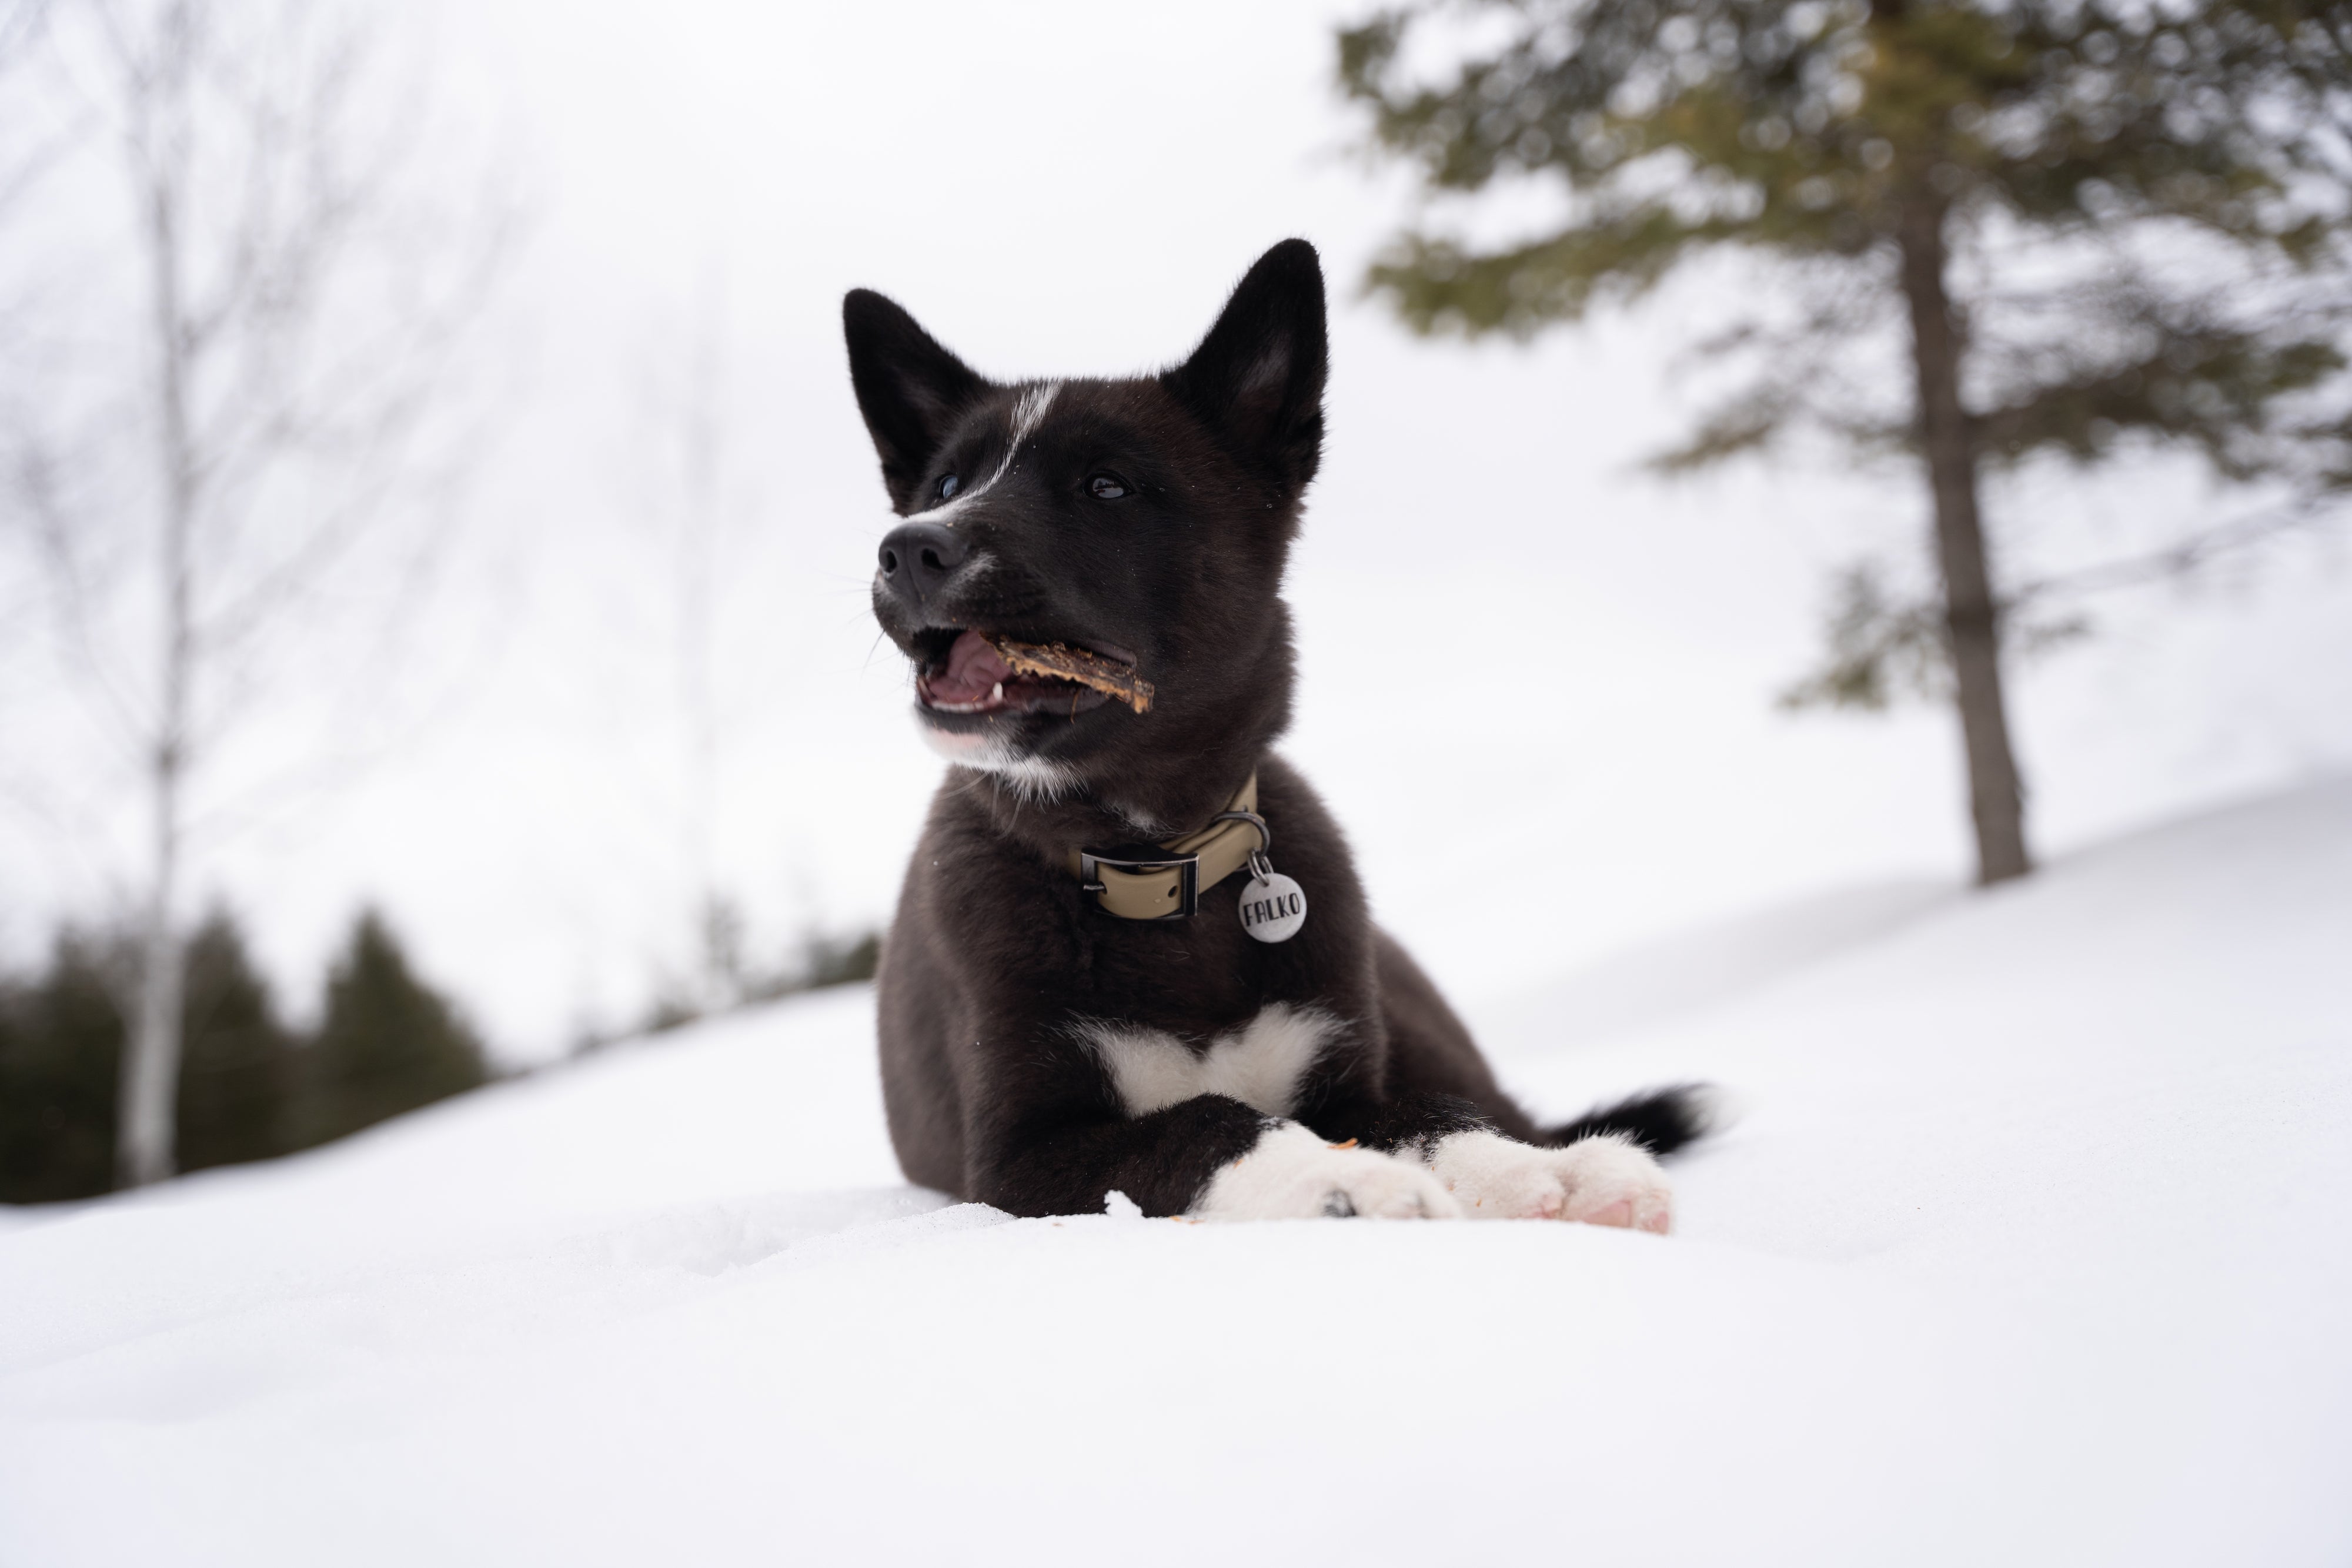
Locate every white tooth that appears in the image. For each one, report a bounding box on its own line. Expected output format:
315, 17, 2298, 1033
991, 681, 1004, 701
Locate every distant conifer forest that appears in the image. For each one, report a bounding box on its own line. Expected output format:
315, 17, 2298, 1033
0, 909, 490, 1203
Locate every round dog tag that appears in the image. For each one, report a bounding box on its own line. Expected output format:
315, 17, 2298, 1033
1237, 872, 1308, 943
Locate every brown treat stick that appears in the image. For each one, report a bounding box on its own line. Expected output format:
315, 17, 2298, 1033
988, 636, 1155, 714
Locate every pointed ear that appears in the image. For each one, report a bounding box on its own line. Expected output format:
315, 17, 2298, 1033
844, 289, 991, 508
1161, 239, 1328, 499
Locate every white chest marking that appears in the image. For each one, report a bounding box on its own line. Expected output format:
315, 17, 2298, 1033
1075, 1004, 1341, 1120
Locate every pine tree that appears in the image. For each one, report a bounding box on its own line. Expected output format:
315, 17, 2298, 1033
0, 909, 297, 1201
1338, 1, 2352, 884
173, 910, 298, 1174
0, 934, 124, 1203
301, 910, 489, 1147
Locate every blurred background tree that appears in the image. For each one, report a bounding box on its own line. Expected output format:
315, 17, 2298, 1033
170, 908, 296, 1172
1, 0, 511, 1185
1338, 0, 2352, 884
627, 924, 880, 1043
1, 905, 490, 1202
0, 929, 123, 1202
300, 910, 489, 1149
629, 267, 753, 1023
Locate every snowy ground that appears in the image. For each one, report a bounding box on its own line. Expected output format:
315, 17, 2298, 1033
4, 781, 2349, 1566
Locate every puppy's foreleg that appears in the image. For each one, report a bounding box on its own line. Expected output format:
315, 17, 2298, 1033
975, 1096, 1456, 1221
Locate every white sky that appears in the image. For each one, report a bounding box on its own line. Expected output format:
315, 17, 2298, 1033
5, 0, 2349, 1062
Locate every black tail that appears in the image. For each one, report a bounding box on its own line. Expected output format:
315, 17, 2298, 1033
1547, 1084, 1715, 1158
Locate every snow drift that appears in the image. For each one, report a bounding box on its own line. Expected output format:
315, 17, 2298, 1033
4, 783, 2349, 1567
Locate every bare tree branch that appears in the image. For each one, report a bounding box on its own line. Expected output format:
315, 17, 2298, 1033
2, 0, 516, 1185
2012, 499, 2339, 603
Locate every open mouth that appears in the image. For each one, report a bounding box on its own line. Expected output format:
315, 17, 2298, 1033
913, 628, 1147, 718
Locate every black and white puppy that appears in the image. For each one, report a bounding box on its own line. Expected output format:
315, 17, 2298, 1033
849, 239, 1706, 1223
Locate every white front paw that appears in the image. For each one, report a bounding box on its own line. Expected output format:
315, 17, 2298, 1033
1192, 1122, 1463, 1221
1421, 1129, 1571, 1219
1422, 1129, 1673, 1233
1547, 1133, 1674, 1233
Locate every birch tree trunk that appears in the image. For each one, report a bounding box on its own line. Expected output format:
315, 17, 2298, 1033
118, 25, 198, 1188
17, 0, 508, 1185
1897, 188, 2032, 886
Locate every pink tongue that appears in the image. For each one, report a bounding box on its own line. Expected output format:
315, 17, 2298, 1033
929, 630, 1014, 703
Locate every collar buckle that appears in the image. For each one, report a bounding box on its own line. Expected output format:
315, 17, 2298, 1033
1077, 845, 1200, 920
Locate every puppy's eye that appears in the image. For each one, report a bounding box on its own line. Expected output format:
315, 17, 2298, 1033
937, 474, 960, 502
1088, 474, 1129, 500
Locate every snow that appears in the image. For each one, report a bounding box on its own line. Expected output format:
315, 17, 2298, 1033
1464, 875, 1954, 1052
5, 782, 2350, 1566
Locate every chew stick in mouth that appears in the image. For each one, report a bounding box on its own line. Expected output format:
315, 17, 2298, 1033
988, 636, 1154, 714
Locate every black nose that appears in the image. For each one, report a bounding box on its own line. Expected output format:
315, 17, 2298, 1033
877, 520, 968, 604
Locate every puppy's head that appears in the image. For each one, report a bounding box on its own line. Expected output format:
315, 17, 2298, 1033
846, 240, 1327, 811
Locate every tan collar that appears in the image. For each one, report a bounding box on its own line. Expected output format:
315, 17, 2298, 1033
1067, 773, 1268, 921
